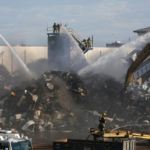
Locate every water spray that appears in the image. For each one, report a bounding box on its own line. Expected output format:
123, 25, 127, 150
78, 32, 150, 78
0, 34, 32, 77
61, 27, 88, 71
111, 123, 150, 131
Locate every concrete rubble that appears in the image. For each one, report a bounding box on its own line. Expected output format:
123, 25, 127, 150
0, 70, 150, 133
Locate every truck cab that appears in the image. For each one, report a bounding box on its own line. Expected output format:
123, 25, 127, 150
0, 130, 32, 150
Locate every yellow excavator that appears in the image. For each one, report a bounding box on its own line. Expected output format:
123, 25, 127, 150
125, 43, 150, 86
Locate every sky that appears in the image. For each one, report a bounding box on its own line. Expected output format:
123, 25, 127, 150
0, 0, 150, 47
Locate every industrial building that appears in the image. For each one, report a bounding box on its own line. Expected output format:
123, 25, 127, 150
106, 41, 124, 47
133, 26, 150, 36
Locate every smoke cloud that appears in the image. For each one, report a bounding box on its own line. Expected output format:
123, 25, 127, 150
78, 32, 150, 81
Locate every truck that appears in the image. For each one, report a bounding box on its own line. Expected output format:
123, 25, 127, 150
0, 129, 32, 150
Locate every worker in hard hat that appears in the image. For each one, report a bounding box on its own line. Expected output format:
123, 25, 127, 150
98, 113, 106, 135
53, 22, 57, 33
87, 37, 92, 48
85, 40, 88, 48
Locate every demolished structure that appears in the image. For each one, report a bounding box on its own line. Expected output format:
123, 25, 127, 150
0, 70, 150, 133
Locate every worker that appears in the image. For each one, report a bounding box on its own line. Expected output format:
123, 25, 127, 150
53, 22, 57, 33
81, 39, 86, 49
87, 37, 92, 48
85, 40, 88, 48
80, 43, 84, 49
98, 113, 106, 135
57, 23, 60, 33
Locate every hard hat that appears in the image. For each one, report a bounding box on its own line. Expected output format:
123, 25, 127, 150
11, 92, 15, 96
103, 113, 106, 116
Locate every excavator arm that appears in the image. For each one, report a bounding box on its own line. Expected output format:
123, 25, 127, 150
125, 43, 150, 86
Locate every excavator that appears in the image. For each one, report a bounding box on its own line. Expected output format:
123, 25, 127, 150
125, 43, 150, 86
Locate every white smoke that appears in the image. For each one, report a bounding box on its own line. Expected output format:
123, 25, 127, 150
78, 32, 150, 80
0, 34, 32, 77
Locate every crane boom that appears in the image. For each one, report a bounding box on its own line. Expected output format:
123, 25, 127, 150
125, 43, 150, 86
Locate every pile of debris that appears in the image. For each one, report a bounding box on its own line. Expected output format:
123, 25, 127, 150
0, 65, 14, 97
0, 71, 92, 133
0, 71, 150, 133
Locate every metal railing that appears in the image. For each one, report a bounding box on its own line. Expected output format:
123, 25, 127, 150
47, 27, 92, 49
66, 28, 83, 43
47, 27, 66, 34
47, 27, 83, 43
66, 28, 93, 49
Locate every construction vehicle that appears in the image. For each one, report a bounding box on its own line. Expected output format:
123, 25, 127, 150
53, 126, 150, 150
53, 127, 137, 150
0, 130, 32, 150
125, 43, 150, 86
53, 138, 135, 150
53, 122, 149, 150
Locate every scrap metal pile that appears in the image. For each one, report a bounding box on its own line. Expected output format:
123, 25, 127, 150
0, 70, 150, 133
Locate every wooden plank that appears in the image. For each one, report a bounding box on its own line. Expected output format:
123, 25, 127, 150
103, 133, 127, 138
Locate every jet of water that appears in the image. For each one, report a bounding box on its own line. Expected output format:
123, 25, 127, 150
78, 32, 150, 79
61, 27, 88, 71
0, 34, 32, 77
111, 123, 150, 131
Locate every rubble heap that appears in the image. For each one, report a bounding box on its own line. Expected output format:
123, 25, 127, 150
0, 71, 150, 133
0, 65, 14, 97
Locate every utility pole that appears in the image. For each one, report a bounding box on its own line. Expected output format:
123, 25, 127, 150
24, 50, 26, 64
92, 35, 93, 47
129, 37, 130, 42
